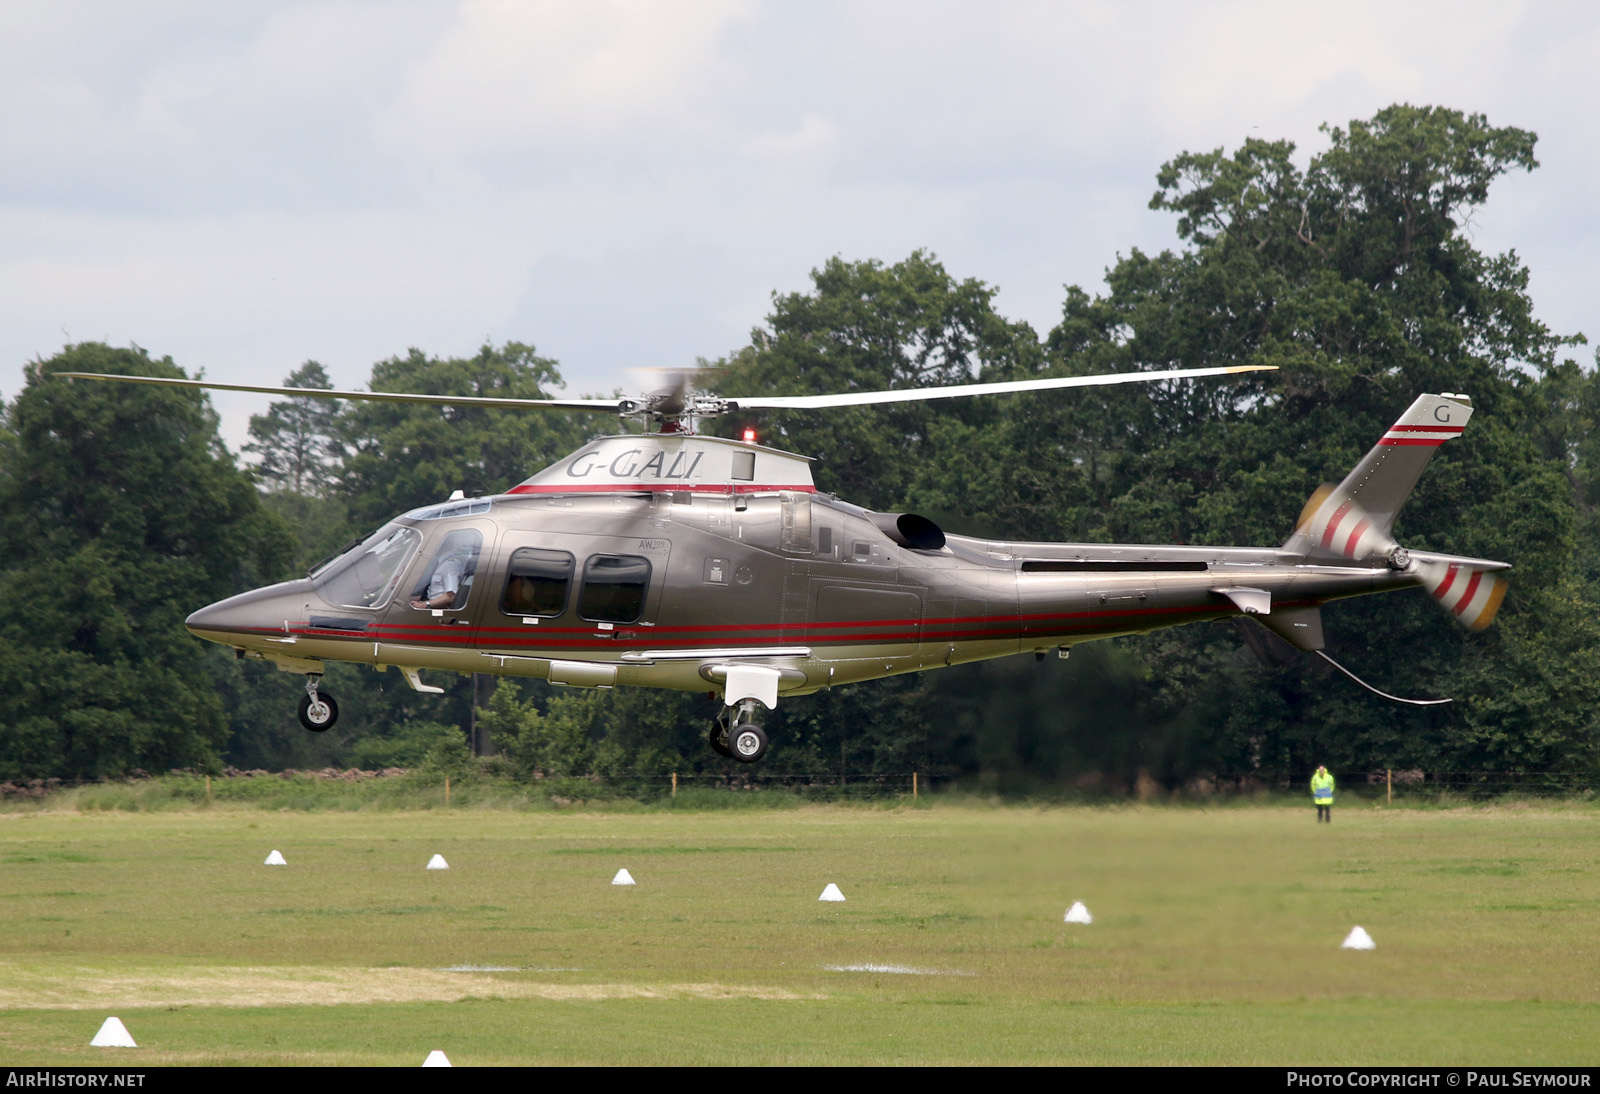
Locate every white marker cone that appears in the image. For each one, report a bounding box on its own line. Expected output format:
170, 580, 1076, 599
612, 868, 636, 886
263, 850, 287, 866
1064, 901, 1093, 924
1341, 926, 1376, 950
818, 883, 846, 902
91, 1016, 137, 1048
422, 1050, 452, 1067
426, 854, 449, 870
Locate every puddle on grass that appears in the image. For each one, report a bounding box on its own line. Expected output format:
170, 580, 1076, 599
823, 963, 975, 977
437, 965, 583, 973
0, 965, 817, 1007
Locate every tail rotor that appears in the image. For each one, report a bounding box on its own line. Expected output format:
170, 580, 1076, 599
1295, 485, 1508, 632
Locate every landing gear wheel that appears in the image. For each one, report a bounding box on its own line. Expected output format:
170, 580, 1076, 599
729, 724, 768, 763
709, 719, 732, 758
298, 692, 338, 732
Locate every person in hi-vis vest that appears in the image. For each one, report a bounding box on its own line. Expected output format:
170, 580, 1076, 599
1311, 765, 1335, 823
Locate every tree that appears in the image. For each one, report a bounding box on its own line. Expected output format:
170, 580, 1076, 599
713, 251, 1043, 512
338, 343, 589, 528
241, 361, 357, 578
243, 361, 343, 496
999, 104, 1597, 785
0, 344, 294, 780
703, 105, 1597, 789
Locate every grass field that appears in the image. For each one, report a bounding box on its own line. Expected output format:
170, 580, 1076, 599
2, 799, 1598, 1065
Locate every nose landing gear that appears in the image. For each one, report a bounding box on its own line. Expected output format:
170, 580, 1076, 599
298, 675, 338, 732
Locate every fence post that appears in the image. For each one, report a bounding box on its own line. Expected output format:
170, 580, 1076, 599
672, 771, 678, 798
1387, 769, 1391, 806
445, 775, 451, 806
913, 771, 918, 800
205, 775, 211, 804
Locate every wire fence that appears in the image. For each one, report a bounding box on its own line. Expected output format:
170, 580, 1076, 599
514, 769, 1600, 801
4, 768, 1594, 803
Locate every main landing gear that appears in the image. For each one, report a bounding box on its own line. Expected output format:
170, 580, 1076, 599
709, 700, 768, 763
298, 675, 338, 732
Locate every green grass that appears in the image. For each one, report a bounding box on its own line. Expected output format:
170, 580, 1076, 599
1, 802, 1598, 1064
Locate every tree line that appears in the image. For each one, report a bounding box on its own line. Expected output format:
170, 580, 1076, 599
3, 103, 1595, 792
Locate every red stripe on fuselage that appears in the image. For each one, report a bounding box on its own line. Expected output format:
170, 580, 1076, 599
507, 483, 817, 495
287, 600, 1317, 654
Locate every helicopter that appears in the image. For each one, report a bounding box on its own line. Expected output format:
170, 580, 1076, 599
61, 366, 1508, 763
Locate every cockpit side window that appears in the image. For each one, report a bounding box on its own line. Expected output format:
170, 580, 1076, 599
577, 554, 651, 624
409, 529, 483, 611
315, 524, 420, 610
501, 548, 574, 617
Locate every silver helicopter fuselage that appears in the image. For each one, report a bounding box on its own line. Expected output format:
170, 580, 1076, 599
185, 431, 1453, 701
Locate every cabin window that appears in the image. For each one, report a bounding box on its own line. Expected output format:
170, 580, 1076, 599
500, 548, 574, 617
315, 524, 420, 610
409, 529, 483, 611
578, 554, 652, 623
404, 499, 491, 521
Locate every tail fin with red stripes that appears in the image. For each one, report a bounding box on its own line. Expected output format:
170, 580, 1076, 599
1285, 392, 1508, 631
1323, 393, 1474, 540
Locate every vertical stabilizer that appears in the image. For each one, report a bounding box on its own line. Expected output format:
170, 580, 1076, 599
1330, 393, 1472, 535
1286, 393, 1472, 555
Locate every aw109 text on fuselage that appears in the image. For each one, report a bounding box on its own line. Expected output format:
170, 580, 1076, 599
60, 366, 1509, 763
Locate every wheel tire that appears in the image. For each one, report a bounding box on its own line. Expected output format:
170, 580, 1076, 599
298, 692, 339, 733
708, 720, 732, 758
729, 724, 768, 764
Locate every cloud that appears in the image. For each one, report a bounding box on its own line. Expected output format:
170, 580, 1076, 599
380, 0, 751, 168
1, 0, 1595, 450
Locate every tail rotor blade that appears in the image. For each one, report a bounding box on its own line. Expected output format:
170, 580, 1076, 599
1294, 484, 1398, 562
1414, 559, 1508, 632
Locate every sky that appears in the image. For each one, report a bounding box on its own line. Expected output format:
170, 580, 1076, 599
2, 0, 1596, 453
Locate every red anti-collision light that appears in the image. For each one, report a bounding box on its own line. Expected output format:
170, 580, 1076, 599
741, 428, 757, 443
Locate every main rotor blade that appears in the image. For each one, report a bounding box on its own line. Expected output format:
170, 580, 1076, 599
55, 372, 622, 413
58, 361, 1275, 416
725, 364, 1276, 411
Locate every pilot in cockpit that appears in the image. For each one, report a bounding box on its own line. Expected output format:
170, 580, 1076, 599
411, 543, 474, 611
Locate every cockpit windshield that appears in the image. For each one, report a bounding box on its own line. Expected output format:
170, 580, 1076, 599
314, 523, 421, 610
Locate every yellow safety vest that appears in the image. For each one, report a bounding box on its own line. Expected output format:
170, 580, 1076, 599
1311, 771, 1335, 804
